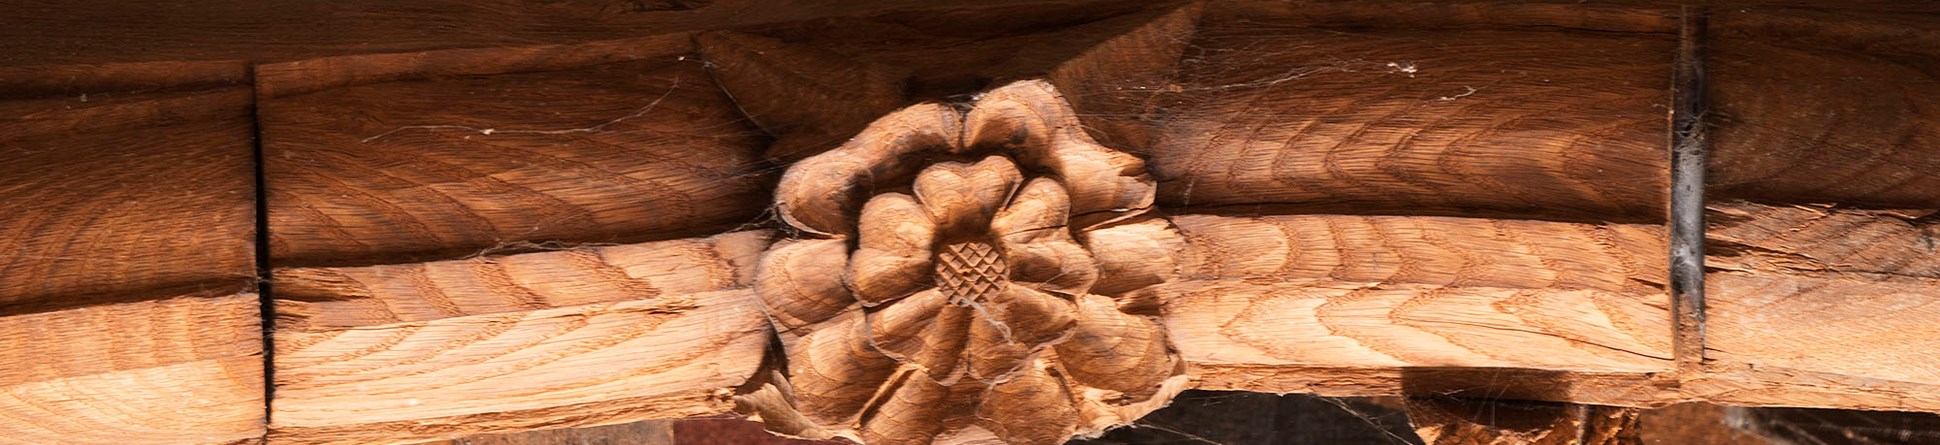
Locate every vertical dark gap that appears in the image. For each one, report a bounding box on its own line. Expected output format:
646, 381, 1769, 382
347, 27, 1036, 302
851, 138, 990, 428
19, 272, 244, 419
1670, 6, 1709, 370
248, 65, 276, 426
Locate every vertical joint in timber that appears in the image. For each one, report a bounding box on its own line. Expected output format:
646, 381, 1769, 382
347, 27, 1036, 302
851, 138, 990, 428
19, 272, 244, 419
250, 64, 276, 422
1670, 6, 1709, 371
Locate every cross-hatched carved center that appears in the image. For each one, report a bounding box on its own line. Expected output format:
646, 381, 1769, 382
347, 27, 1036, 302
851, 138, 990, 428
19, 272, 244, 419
935, 240, 1007, 304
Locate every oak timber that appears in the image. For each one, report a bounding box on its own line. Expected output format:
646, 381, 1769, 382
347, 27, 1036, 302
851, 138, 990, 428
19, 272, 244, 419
270, 231, 772, 444
0, 79, 263, 444
1696, 8, 1940, 413
1153, 215, 1674, 401
0, 87, 257, 310
1708, 9, 1940, 209
0, 0, 1136, 69
2, 1, 1940, 444
260, 52, 771, 267
1139, 8, 1677, 223
0, 294, 264, 445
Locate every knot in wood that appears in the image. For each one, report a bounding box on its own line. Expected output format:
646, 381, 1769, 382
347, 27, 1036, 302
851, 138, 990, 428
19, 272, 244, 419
935, 240, 1007, 304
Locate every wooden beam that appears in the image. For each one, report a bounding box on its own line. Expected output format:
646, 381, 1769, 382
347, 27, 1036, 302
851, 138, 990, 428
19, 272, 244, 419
1150, 215, 1674, 404
268, 231, 774, 444
1708, 9, 1940, 209
1693, 203, 1940, 411
1142, 8, 1676, 223
0, 294, 263, 444
0, 0, 1134, 69
273, 231, 771, 331
0, 80, 262, 442
1695, 8, 1940, 413
0, 87, 257, 309
259, 47, 773, 267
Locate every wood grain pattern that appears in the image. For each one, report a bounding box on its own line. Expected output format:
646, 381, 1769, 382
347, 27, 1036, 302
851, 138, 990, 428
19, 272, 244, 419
1691, 7, 1940, 416
270, 231, 774, 444
0, 87, 257, 310
1709, 9, 1940, 208
262, 55, 771, 267
1142, 12, 1674, 222
0, 59, 249, 100
275, 230, 771, 331
253, 33, 695, 100
0, 294, 264, 444
1040, 3, 1200, 155
271, 290, 767, 445
1209, 1, 1676, 34
1157, 214, 1673, 397
427, 420, 675, 445
739, 2, 1184, 101
1697, 202, 1940, 410
1168, 214, 1669, 295
0, 0, 1131, 68
697, 31, 907, 161
0, 80, 263, 444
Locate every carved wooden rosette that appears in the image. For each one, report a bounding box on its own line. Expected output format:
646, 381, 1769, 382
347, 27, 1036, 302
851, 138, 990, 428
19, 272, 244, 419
748, 80, 1188, 444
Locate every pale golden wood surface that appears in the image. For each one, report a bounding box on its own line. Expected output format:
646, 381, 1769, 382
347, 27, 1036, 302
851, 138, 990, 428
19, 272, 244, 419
1156, 215, 1673, 393
270, 231, 773, 444
1694, 203, 1940, 411
0, 294, 264, 445
275, 231, 770, 331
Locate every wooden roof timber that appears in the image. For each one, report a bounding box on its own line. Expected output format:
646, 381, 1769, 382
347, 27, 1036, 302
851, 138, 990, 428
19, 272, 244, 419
0, 1, 1936, 444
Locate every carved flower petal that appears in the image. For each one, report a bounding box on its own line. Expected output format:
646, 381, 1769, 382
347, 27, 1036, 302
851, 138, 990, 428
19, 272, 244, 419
965, 286, 1076, 381
851, 193, 937, 305
755, 238, 856, 331
913, 155, 1023, 236
1054, 294, 1177, 401
782, 310, 898, 427
975, 359, 1080, 445
990, 182, 1096, 297
964, 80, 1156, 229
867, 289, 973, 382
993, 285, 1079, 348
991, 177, 1072, 238
1077, 216, 1187, 297
1001, 238, 1099, 297
860, 368, 986, 445
777, 103, 962, 237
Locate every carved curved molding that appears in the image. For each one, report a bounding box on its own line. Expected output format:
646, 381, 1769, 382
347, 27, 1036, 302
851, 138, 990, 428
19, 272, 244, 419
748, 80, 1188, 444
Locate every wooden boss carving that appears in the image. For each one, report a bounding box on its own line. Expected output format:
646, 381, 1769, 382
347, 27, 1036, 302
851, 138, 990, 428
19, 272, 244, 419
749, 80, 1189, 444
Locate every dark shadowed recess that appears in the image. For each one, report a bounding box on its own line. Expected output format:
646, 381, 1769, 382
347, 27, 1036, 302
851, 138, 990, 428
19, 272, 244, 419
583, 393, 1940, 444
1073, 391, 1423, 445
